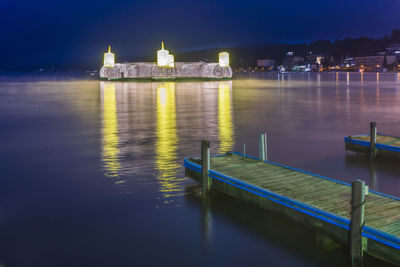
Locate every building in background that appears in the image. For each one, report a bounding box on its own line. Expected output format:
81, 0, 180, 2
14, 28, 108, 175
343, 58, 355, 67
354, 56, 384, 68
257, 59, 276, 68
283, 56, 304, 66
386, 44, 400, 55
282, 53, 304, 66
386, 55, 397, 65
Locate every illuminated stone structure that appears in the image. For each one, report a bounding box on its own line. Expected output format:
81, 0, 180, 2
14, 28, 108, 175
219, 52, 229, 67
100, 43, 232, 80
104, 46, 115, 68
157, 42, 172, 67
168, 54, 174, 67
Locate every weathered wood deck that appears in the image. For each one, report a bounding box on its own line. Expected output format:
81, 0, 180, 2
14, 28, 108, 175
345, 133, 400, 159
184, 152, 400, 265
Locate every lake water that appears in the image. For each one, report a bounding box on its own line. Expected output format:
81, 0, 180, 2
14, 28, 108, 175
0, 72, 399, 266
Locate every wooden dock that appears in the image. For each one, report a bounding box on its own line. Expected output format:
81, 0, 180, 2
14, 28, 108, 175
345, 134, 400, 158
184, 149, 400, 265
345, 122, 400, 159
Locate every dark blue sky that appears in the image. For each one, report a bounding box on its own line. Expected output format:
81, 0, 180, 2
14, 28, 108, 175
1, 0, 399, 68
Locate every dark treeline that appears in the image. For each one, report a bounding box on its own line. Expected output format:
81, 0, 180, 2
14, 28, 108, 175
177, 29, 400, 67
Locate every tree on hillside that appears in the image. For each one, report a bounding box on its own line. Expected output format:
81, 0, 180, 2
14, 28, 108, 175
390, 29, 400, 43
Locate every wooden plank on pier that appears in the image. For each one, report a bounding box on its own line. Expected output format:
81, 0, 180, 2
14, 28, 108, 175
197, 153, 400, 237
184, 152, 400, 266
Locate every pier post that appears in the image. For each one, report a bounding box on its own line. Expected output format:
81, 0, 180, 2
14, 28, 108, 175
350, 180, 366, 266
243, 143, 246, 159
201, 140, 211, 196
259, 133, 267, 161
370, 122, 377, 159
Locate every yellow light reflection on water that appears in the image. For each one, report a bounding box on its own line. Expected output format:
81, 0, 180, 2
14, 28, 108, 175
155, 82, 183, 202
218, 81, 234, 153
101, 82, 121, 178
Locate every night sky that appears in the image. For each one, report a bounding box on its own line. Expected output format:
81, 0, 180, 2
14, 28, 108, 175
1, 0, 399, 69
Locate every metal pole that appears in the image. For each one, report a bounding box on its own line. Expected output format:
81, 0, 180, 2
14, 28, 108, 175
370, 122, 377, 159
264, 133, 268, 161
259, 133, 267, 161
201, 140, 211, 196
350, 180, 365, 266
243, 143, 246, 159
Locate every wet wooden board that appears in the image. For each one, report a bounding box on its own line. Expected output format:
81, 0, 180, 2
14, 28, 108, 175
206, 153, 400, 238
185, 152, 400, 265
352, 134, 400, 145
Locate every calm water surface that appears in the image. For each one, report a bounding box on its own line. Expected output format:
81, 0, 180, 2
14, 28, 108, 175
0, 72, 399, 266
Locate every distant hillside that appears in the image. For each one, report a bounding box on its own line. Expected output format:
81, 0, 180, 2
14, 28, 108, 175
176, 44, 309, 67
175, 29, 400, 67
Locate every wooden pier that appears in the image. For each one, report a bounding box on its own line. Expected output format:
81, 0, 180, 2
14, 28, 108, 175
184, 141, 400, 266
345, 122, 400, 159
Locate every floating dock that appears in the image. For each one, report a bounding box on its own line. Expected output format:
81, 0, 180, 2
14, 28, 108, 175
345, 122, 400, 159
345, 134, 400, 158
184, 149, 400, 265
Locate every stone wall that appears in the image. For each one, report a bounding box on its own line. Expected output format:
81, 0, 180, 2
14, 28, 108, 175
100, 62, 232, 80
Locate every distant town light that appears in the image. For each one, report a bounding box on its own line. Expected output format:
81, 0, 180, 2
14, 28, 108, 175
219, 52, 229, 67
104, 45, 115, 67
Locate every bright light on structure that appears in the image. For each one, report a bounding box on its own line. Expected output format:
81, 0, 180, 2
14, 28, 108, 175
104, 45, 115, 67
157, 41, 174, 67
219, 52, 229, 67
168, 54, 174, 67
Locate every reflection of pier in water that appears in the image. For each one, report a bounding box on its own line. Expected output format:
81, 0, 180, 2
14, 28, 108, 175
100, 81, 156, 187
155, 82, 182, 202
100, 81, 235, 203
184, 185, 350, 265
344, 153, 379, 191
218, 82, 234, 153
100, 83, 121, 179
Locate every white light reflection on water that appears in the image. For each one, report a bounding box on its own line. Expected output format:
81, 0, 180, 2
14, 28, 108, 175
155, 82, 183, 203
100, 82, 121, 179
99, 80, 235, 205
218, 81, 234, 154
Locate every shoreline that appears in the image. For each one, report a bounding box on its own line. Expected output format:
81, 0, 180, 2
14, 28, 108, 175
100, 77, 232, 82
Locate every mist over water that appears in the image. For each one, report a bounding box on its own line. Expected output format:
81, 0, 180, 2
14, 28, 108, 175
0, 72, 398, 266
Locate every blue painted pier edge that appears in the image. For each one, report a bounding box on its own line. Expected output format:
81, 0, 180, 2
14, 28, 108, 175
345, 133, 400, 158
183, 152, 400, 266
